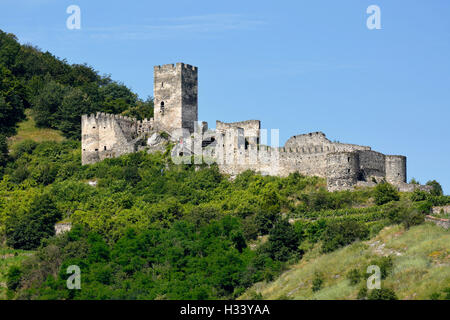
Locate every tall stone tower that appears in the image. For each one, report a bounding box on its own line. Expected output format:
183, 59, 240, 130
154, 63, 198, 133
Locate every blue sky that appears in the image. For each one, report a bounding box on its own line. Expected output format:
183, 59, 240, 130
1, 0, 449, 193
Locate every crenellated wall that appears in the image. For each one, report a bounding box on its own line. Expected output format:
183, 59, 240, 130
81, 112, 153, 165
81, 62, 428, 194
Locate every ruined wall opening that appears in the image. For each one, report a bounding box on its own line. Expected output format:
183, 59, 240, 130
160, 101, 165, 115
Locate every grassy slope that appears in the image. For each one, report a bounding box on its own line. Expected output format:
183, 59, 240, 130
241, 223, 450, 300
0, 248, 32, 299
7, 109, 64, 150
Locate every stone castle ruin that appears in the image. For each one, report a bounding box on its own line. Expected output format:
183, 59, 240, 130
82, 62, 430, 192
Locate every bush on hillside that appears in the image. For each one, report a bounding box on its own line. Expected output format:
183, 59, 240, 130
265, 219, 301, 262
5, 193, 62, 249
6, 266, 22, 291
312, 272, 324, 292
347, 268, 362, 285
386, 201, 425, 229
374, 182, 399, 205
367, 288, 398, 300
321, 220, 369, 253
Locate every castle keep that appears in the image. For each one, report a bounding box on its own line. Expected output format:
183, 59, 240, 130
82, 62, 429, 192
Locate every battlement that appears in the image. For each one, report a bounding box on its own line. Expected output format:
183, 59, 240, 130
82, 112, 154, 128
81, 62, 418, 193
154, 62, 197, 72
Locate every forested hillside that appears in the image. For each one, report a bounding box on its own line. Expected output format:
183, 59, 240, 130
0, 137, 448, 299
0, 30, 448, 300
0, 29, 153, 142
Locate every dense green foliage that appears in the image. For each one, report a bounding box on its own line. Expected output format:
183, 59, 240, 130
0, 30, 153, 140
5, 193, 61, 250
3, 139, 438, 299
373, 182, 400, 205
321, 220, 369, 253
358, 287, 398, 300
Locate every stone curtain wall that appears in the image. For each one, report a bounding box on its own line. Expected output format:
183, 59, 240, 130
81, 112, 153, 165
81, 62, 428, 193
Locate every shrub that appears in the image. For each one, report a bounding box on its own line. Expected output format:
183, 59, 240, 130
410, 189, 428, 202
387, 201, 425, 229
367, 288, 398, 300
347, 268, 362, 285
369, 256, 393, 279
374, 182, 399, 205
357, 287, 368, 300
321, 220, 369, 253
12, 139, 38, 158
312, 272, 324, 292
6, 266, 22, 291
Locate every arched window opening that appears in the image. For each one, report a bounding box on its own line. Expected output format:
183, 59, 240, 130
160, 101, 165, 114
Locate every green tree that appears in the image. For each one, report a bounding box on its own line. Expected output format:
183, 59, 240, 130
57, 87, 94, 138
387, 201, 425, 229
33, 80, 66, 128
426, 180, 443, 196
266, 219, 300, 261
6, 193, 62, 250
321, 220, 369, 253
0, 31, 20, 68
374, 182, 399, 205
0, 67, 26, 135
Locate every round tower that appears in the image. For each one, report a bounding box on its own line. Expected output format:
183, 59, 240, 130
81, 114, 100, 165
326, 152, 359, 191
385, 155, 406, 184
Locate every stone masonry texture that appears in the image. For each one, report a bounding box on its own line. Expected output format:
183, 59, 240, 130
82, 63, 431, 192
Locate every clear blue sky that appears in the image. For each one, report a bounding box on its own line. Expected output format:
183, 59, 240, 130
1, 0, 449, 194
